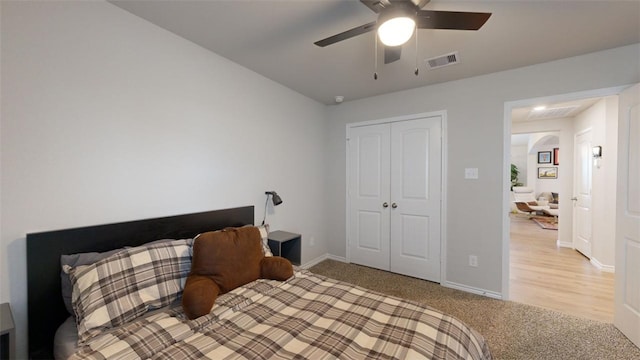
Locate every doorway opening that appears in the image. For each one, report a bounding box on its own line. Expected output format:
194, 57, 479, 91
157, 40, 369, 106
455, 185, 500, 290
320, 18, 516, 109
503, 88, 622, 322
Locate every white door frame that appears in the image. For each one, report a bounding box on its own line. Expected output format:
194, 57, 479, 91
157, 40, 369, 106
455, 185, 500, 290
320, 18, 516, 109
502, 85, 629, 299
346, 110, 448, 283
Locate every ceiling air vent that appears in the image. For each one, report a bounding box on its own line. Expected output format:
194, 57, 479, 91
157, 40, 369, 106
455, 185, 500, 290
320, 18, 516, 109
426, 51, 460, 70
527, 105, 580, 120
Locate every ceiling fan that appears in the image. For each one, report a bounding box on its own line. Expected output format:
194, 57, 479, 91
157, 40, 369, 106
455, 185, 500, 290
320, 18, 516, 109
314, 0, 491, 65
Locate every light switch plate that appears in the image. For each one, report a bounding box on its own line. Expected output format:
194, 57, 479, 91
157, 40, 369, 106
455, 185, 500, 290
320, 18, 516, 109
465, 168, 479, 179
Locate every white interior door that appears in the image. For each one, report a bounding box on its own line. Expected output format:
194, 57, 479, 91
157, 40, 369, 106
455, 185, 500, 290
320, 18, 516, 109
347, 123, 391, 270
573, 128, 593, 258
389, 117, 441, 281
614, 83, 640, 348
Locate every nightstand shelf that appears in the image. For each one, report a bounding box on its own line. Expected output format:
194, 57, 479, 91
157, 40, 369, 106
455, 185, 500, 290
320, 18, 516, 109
1, 303, 15, 360
268, 230, 301, 266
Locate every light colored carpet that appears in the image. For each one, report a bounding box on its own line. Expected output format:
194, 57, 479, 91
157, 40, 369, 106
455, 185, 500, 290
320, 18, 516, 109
309, 260, 640, 360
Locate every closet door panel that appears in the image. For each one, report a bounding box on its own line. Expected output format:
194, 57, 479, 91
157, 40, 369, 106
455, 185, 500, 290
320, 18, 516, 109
390, 117, 441, 281
348, 123, 391, 270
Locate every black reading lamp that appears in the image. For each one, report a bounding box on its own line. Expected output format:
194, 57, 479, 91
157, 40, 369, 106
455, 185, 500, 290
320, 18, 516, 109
262, 191, 283, 225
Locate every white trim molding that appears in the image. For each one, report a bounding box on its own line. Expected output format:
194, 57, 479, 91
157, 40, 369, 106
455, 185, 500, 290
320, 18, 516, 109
590, 258, 615, 273
557, 240, 573, 248
443, 281, 503, 300
301, 253, 347, 269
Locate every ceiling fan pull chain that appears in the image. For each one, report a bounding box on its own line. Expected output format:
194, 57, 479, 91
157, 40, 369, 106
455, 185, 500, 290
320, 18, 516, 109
414, 26, 419, 76
374, 33, 378, 80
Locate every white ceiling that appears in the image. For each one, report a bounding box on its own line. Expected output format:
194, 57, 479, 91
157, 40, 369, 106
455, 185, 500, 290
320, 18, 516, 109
511, 97, 601, 123
109, 0, 640, 105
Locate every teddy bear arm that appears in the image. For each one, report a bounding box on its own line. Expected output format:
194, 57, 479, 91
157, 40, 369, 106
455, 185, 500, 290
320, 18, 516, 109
182, 274, 220, 320
260, 256, 294, 281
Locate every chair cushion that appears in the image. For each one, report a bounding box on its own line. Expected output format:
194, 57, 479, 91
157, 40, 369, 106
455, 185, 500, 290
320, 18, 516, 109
512, 187, 534, 193
513, 191, 537, 203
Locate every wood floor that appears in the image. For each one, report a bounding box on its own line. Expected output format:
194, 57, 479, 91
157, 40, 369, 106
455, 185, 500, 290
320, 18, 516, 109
509, 214, 615, 323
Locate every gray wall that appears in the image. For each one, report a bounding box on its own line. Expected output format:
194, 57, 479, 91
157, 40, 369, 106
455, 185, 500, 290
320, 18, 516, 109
573, 97, 618, 267
2, 1, 639, 358
325, 44, 639, 294
1, 2, 327, 357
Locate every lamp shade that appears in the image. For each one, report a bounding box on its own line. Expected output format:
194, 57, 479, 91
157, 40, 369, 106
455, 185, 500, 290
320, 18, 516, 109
378, 16, 415, 46
265, 191, 283, 206
271, 192, 283, 206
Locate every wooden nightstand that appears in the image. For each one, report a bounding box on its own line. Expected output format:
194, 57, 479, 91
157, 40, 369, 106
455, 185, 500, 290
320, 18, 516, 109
268, 231, 301, 266
0, 303, 15, 360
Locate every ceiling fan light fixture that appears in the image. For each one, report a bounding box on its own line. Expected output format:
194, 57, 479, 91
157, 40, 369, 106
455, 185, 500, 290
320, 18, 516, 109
378, 16, 415, 47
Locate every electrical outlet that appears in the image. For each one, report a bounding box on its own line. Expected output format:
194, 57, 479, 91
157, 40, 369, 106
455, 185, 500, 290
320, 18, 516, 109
309, 236, 315, 247
464, 168, 479, 179
469, 255, 478, 267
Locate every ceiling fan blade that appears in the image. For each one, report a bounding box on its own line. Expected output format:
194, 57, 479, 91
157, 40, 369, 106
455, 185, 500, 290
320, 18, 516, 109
314, 21, 377, 47
384, 46, 402, 64
416, 10, 491, 30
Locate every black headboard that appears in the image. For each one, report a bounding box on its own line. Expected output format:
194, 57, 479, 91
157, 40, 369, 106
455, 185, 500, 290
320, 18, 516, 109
26, 206, 254, 359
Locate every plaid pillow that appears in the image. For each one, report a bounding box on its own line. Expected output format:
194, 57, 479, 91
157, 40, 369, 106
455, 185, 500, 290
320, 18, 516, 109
257, 224, 273, 257
69, 239, 191, 343
241, 224, 273, 256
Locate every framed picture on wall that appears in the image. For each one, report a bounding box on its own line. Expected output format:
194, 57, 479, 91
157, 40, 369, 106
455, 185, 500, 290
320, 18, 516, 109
538, 151, 552, 164
553, 148, 559, 165
538, 167, 558, 179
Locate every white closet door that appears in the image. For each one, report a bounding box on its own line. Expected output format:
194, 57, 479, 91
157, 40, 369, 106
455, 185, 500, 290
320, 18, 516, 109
614, 83, 640, 348
348, 123, 391, 270
389, 117, 442, 281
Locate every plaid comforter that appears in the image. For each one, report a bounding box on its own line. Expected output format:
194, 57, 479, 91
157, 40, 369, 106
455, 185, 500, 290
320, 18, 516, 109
70, 270, 491, 360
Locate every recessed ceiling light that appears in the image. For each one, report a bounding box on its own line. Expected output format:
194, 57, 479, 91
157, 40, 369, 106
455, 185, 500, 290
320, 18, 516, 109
533, 105, 547, 111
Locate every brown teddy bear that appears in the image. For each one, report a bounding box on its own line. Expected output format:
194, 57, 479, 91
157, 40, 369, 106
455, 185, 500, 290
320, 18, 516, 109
182, 226, 293, 320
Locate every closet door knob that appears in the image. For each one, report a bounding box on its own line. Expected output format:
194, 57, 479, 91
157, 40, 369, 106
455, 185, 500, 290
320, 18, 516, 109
383, 202, 389, 208
391, 203, 398, 208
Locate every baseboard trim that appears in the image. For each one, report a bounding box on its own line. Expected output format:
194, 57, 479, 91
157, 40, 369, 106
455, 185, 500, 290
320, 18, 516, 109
301, 254, 347, 269
305, 257, 504, 300
443, 281, 503, 300
557, 240, 573, 248
590, 258, 615, 273
327, 254, 347, 263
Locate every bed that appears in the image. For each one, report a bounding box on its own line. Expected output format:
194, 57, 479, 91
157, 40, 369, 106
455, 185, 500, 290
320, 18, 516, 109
27, 206, 492, 359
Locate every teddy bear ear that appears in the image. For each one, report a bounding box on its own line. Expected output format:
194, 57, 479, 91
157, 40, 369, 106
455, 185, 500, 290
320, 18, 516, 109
261, 257, 293, 281
182, 275, 220, 320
